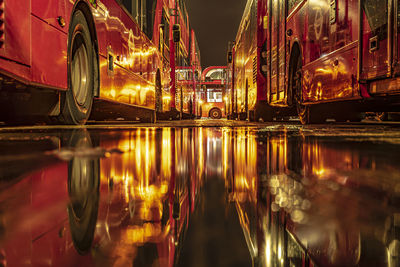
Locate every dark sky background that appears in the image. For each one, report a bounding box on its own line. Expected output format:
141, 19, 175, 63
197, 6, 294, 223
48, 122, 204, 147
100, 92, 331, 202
186, 0, 247, 68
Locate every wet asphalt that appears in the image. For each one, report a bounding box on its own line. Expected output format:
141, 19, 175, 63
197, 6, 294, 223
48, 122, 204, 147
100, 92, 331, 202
0, 119, 399, 266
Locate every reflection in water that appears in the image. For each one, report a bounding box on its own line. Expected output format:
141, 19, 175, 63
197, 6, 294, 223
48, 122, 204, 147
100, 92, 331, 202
0, 128, 205, 266
0, 127, 399, 266
95, 128, 205, 266
226, 129, 400, 267
67, 131, 100, 255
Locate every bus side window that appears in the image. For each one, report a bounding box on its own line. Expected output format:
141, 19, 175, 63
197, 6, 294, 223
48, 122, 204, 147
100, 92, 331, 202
144, 0, 156, 39
120, 0, 139, 24
362, 0, 388, 33
162, 11, 170, 48
121, 0, 133, 14
134, 0, 140, 22
329, 0, 337, 24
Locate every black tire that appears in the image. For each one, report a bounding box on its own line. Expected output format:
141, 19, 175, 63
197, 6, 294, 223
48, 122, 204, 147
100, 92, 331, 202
60, 10, 95, 125
209, 108, 222, 119
67, 130, 100, 255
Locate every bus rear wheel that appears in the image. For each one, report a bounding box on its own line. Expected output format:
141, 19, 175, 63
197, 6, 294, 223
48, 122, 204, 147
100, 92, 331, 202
60, 10, 94, 125
209, 108, 222, 119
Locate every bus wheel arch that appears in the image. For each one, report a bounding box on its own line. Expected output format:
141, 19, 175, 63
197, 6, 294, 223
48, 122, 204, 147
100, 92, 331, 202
289, 42, 323, 124
209, 108, 222, 119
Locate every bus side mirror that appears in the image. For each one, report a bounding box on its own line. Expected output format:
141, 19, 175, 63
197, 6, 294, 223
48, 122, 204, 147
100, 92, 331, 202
227, 52, 233, 63
173, 24, 181, 43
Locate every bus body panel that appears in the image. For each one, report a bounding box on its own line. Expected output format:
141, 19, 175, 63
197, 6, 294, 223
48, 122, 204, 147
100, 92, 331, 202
232, 0, 273, 115
95, 0, 159, 109
0, 59, 31, 83
31, 0, 70, 32
0, 0, 31, 72
235, 0, 259, 114
302, 42, 360, 103
270, 0, 287, 103
158, 3, 173, 113
298, 0, 360, 103
31, 15, 68, 89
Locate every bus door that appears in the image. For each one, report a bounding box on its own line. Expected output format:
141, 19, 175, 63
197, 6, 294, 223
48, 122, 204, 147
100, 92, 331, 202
360, 0, 390, 81
270, 0, 286, 102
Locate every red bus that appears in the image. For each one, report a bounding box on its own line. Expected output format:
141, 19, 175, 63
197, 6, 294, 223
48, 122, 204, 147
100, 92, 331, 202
154, 0, 200, 120
190, 29, 202, 118
228, 0, 400, 123
172, 30, 201, 118
160, 0, 189, 119
0, 0, 176, 125
199, 66, 227, 119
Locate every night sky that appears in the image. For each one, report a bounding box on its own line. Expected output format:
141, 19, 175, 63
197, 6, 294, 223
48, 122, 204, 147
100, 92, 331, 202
186, 0, 247, 68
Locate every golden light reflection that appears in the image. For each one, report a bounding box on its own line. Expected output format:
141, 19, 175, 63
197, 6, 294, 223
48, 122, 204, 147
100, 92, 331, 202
223, 128, 259, 203
220, 127, 400, 266
100, 129, 170, 244
97, 127, 206, 255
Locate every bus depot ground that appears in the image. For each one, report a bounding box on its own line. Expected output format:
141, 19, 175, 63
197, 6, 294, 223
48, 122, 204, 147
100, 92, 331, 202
0, 119, 400, 266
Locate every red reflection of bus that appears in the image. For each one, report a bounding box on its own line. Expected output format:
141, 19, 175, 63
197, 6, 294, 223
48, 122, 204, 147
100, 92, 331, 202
199, 66, 227, 119
228, 0, 400, 124
0, 0, 177, 125
0, 128, 203, 266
